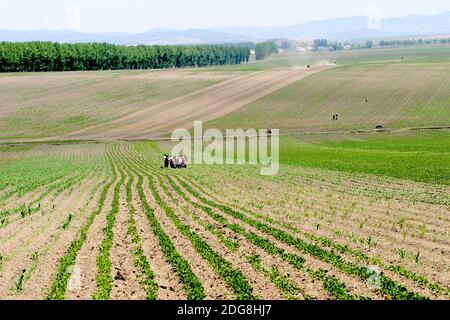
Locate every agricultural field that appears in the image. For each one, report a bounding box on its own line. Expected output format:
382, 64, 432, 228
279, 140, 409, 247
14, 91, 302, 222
0, 139, 448, 300
205, 61, 450, 133
0, 69, 236, 140
0, 47, 449, 300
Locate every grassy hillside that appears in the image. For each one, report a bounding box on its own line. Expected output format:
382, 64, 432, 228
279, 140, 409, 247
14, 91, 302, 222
0, 69, 234, 140
205, 61, 450, 132
208, 46, 450, 71
1, 46, 449, 140
280, 130, 450, 185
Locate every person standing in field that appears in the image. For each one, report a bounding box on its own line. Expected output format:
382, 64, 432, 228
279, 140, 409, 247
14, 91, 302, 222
174, 156, 181, 169
164, 155, 169, 168
181, 154, 188, 168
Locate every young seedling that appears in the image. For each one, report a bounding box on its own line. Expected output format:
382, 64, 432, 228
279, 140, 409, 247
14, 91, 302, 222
397, 248, 406, 260
15, 269, 26, 292
30, 251, 39, 262
62, 213, 73, 230
415, 251, 421, 266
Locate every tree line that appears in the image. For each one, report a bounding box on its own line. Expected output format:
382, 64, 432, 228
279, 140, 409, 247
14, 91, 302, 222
379, 38, 450, 47
0, 42, 251, 72
255, 42, 277, 60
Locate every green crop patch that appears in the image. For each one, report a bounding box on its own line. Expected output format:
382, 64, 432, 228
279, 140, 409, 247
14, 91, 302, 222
280, 132, 450, 185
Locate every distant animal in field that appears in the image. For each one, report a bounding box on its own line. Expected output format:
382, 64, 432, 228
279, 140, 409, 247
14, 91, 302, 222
376, 125, 383, 129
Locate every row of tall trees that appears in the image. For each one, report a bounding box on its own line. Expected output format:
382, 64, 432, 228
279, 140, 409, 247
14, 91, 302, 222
255, 41, 277, 60
0, 42, 251, 72
313, 39, 328, 50
379, 38, 450, 47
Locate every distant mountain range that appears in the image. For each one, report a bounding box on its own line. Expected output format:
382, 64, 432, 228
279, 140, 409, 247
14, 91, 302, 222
0, 28, 253, 45
212, 11, 450, 40
1, 11, 449, 45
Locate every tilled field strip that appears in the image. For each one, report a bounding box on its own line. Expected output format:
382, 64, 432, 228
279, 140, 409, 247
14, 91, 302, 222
0, 175, 98, 262
180, 173, 450, 290
110, 146, 203, 300
132, 156, 382, 299
47, 158, 116, 300
119, 143, 447, 300
120, 145, 356, 298
3, 141, 447, 300
179, 172, 448, 296
0, 175, 100, 299
64, 66, 329, 140
157, 176, 327, 300
175, 175, 449, 299
119, 145, 382, 299
0, 171, 80, 213
0, 170, 99, 240
16, 177, 105, 299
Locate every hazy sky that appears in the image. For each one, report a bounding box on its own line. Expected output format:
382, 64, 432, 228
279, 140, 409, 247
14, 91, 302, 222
1, 0, 449, 33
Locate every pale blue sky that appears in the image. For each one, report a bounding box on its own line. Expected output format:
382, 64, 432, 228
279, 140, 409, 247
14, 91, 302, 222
1, 0, 449, 32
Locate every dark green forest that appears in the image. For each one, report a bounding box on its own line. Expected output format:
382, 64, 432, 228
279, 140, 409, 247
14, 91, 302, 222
0, 42, 251, 72
255, 41, 277, 60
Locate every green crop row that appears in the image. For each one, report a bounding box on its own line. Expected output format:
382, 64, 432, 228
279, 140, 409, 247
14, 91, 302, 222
165, 175, 358, 300
175, 176, 426, 300
92, 162, 126, 300
158, 176, 239, 251
184, 175, 446, 298
47, 159, 115, 300
107, 146, 158, 299
0, 152, 99, 204
114, 143, 435, 300
124, 173, 158, 299
247, 255, 305, 300
148, 176, 255, 300
181, 205, 240, 252
118, 146, 206, 299
388, 264, 449, 297
135, 174, 205, 300
121, 151, 352, 300
230, 222, 358, 300
120, 147, 360, 300
1, 170, 94, 228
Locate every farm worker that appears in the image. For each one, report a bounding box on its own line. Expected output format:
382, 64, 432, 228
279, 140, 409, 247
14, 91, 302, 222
181, 155, 188, 168
174, 156, 181, 169
164, 155, 169, 168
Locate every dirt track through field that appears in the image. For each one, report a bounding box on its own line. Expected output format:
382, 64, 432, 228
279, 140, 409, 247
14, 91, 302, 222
64, 66, 329, 140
